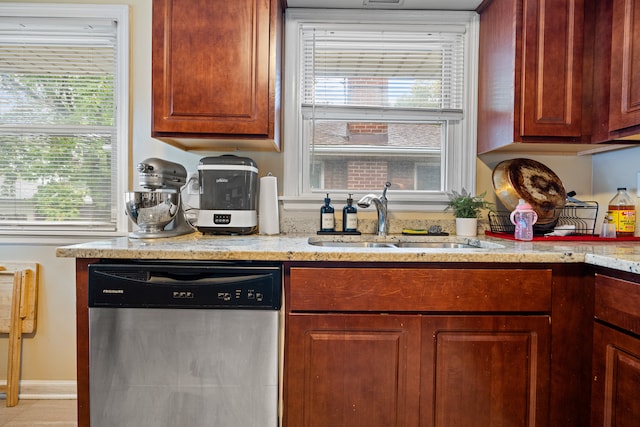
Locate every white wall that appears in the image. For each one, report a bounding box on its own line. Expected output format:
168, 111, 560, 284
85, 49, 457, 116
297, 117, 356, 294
592, 145, 640, 219
0, 244, 77, 381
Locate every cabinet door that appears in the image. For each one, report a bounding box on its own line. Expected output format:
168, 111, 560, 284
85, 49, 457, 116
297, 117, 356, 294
592, 273, 640, 426
152, 0, 278, 143
420, 316, 551, 427
609, 0, 640, 132
284, 313, 421, 427
592, 322, 640, 426
477, 0, 587, 153
520, 0, 585, 137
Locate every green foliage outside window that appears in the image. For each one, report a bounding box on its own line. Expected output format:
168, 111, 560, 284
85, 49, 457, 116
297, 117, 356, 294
0, 72, 115, 222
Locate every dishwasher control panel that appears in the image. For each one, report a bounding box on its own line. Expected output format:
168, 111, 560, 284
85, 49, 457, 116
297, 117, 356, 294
88, 262, 282, 310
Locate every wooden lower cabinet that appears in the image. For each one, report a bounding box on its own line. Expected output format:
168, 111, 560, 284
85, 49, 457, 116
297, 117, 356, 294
591, 272, 640, 426
285, 313, 550, 427
283, 265, 555, 427
591, 322, 640, 426
285, 314, 422, 427
420, 316, 550, 427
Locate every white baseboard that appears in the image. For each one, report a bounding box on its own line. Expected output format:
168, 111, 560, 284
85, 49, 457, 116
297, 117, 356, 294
1, 380, 77, 400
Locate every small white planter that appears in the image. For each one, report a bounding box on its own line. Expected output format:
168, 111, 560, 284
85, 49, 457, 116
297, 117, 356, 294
455, 218, 478, 237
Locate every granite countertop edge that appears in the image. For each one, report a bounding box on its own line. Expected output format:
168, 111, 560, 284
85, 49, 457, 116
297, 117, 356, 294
54, 232, 640, 274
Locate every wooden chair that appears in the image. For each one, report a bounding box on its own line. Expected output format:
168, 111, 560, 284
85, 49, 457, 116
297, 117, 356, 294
0, 262, 39, 407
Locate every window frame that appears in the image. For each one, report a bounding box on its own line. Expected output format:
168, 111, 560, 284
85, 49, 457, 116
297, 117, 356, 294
282, 9, 479, 211
0, 3, 129, 240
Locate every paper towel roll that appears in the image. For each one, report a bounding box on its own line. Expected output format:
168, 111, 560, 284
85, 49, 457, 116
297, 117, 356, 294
259, 174, 280, 235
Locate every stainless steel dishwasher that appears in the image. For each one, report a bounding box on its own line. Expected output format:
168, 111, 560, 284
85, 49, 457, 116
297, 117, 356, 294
87, 261, 281, 427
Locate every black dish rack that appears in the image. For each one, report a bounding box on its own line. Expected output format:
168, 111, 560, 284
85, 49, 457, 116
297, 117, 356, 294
488, 201, 599, 236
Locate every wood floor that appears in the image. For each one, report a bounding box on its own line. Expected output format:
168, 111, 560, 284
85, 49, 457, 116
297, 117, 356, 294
0, 400, 77, 426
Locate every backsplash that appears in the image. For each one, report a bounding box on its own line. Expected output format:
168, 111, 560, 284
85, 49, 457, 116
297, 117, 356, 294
278, 208, 491, 236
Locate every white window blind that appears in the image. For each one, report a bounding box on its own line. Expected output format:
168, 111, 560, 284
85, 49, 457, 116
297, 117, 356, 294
0, 14, 122, 233
301, 26, 465, 115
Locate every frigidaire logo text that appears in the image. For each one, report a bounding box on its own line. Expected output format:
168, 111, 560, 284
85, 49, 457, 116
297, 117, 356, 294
216, 178, 229, 183
102, 289, 124, 294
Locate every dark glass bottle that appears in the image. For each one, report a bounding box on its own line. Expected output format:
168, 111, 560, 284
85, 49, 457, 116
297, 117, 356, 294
320, 194, 335, 232
342, 194, 358, 232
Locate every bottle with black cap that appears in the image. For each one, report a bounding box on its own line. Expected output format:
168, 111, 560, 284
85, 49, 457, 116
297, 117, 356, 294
342, 194, 358, 232
320, 193, 335, 232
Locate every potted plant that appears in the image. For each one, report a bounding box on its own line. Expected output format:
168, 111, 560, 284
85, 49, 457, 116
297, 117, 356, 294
445, 189, 495, 236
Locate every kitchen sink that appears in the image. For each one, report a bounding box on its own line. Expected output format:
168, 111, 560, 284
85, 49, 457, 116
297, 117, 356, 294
307, 238, 491, 249
394, 242, 478, 249
307, 241, 397, 248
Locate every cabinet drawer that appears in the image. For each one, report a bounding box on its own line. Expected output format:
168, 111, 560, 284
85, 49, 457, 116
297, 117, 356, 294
595, 274, 640, 334
288, 268, 551, 312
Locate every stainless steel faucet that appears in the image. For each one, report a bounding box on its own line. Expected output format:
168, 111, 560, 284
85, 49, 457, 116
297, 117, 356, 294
357, 182, 391, 236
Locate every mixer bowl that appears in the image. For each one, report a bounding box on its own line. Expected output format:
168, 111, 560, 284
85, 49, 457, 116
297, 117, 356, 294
125, 191, 179, 233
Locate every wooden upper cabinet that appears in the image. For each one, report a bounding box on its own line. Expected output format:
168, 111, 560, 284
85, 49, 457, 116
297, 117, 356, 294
591, 0, 640, 142
152, 0, 282, 151
609, 0, 640, 133
520, 0, 584, 137
477, 0, 588, 153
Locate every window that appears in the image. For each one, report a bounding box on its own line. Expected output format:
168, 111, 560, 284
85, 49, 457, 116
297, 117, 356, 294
0, 3, 128, 236
283, 9, 478, 210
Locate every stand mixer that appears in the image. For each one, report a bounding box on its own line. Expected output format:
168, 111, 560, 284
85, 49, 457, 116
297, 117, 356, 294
124, 158, 195, 239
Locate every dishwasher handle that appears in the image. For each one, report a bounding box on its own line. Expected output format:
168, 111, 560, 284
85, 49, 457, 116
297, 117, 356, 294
94, 269, 275, 287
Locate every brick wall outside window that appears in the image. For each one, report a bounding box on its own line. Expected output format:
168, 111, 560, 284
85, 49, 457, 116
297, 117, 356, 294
347, 122, 389, 144
347, 160, 388, 190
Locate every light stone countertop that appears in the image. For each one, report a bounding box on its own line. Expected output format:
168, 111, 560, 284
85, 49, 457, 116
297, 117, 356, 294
55, 232, 640, 274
